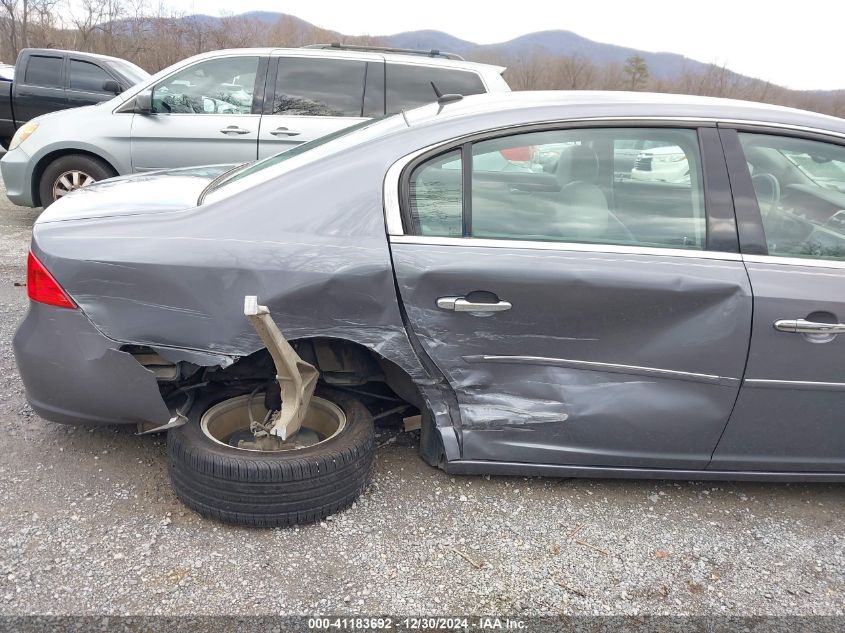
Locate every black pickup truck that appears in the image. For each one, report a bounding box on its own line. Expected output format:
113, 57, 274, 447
0, 48, 149, 149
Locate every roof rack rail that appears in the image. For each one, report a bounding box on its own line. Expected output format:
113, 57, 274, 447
304, 42, 465, 61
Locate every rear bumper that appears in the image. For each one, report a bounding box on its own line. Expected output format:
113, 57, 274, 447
0, 146, 35, 207
13, 301, 171, 426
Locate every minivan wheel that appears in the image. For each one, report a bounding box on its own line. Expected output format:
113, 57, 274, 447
38, 154, 115, 207
167, 387, 375, 527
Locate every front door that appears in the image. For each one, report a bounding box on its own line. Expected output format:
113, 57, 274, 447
257, 55, 377, 159
390, 124, 752, 469
130, 55, 263, 171
711, 129, 845, 471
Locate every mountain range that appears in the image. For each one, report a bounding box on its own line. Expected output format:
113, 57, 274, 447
202, 11, 721, 81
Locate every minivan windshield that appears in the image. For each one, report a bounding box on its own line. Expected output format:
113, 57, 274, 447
201, 114, 407, 201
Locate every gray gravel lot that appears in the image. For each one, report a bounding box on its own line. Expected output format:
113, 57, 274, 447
0, 170, 842, 618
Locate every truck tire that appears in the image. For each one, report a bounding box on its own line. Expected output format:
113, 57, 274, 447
167, 387, 375, 527
0, 137, 10, 151
38, 154, 115, 207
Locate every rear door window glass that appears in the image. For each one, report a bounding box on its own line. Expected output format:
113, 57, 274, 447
272, 57, 366, 117
24, 55, 62, 87
408, 128, 707, 250
386, 65, 484, 114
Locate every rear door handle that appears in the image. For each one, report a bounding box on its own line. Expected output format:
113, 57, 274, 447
269, 127, 300, 137
437, 296, 512, 312
774, 319, 845, 334
219, 126, 251, 135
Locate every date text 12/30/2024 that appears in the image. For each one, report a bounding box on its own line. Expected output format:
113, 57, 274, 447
308, 617, 527, 630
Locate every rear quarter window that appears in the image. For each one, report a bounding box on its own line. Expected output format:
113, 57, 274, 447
386, 64, 485, 114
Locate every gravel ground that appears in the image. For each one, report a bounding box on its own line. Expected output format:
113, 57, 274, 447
0, 171, 842, 618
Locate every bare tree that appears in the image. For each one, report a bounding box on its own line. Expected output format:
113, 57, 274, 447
550, 54, 597, 90
504, 51, 549, 91
0, 0, 29, 58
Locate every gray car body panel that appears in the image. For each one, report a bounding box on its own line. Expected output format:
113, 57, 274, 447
13, 302, 171, 426
16, 91, 845, 477
709, 258, 845, 472
391, 243, 752, 470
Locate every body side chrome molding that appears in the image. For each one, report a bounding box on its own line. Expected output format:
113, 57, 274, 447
743, 378, 845, 392
463, 354, 740, 387
391, 235, 744, 262
743, 253, 845, 271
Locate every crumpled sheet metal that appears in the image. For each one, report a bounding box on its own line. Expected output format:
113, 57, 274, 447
30, 147, 447, 445
33, 148, 427, 377
391, 241, 752, 468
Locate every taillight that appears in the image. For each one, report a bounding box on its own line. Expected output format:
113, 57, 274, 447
27, 251, 76, 309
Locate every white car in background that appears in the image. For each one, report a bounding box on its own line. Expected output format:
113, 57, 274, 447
631, 144, 690, 183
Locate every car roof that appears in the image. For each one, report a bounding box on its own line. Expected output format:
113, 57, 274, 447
18, 48, 136, 65
181, 47, 505, 75
405, 90, 845, 137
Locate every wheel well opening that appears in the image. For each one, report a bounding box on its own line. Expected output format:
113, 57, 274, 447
135, 338, 438, 455
32, 149, 117, 206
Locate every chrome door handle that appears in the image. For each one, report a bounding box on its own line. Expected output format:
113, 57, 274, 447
437, 296, 512, 312
269, 127, 300, 137
774, 319, 845, 334
219, 126, 251, 135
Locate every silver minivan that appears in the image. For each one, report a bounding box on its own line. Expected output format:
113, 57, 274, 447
1, 45, 509, 207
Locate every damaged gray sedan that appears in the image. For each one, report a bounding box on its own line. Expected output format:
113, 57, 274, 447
14, 92, 845, 527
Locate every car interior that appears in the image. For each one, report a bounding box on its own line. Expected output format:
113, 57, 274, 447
739, 132, 845, 260
152, 57, 258, 115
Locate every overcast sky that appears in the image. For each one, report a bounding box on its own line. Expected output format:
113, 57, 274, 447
163, 1, 841, 91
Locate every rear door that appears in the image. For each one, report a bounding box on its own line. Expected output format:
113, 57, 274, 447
13, 52, 66, 121
710, 128, 845, 471
257, 54, 376, 159
389, 124, 752, 469
130, 54, 265, 171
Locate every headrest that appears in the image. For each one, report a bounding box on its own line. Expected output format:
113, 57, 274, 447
556, 145, 600, 186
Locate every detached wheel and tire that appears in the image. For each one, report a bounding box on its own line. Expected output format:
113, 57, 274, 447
167, 387, 375, 527
39, 154, 115, 206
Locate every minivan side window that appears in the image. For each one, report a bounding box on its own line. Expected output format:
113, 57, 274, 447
272, 57, 366, 117
69, 60, 112, 93
408, 128, 706, 250
737, 132, 845, 262
24, 55, 62, 88
151, 56, 259, 115
386, 64, 485, 114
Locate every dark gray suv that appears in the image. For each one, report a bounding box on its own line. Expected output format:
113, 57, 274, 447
13, 91, 845, 527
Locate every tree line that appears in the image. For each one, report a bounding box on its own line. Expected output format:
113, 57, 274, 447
1, 0, 843, 118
